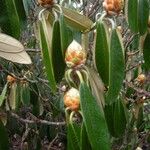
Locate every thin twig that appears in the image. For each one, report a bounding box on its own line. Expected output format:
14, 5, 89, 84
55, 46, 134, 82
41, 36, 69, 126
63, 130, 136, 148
126, 82, 150, 98
10, 112, 66, 126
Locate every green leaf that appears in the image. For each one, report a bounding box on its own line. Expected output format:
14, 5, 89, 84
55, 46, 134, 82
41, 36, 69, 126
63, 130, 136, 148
113, 99, 127, 137
30, 83, 40, 116
106, 29, 125, 104
54, 7, 93, 32
143, 33, 150, 71
104, 104, 115, 137
0, 120, 9, 150
51, 19, 66, 83
126, 0, 149, 35
59, 14, 71, 56
39, 13, 57, 93
80, 123, 92, 150
138, 0, 149, 35
126, 0, 138, 33
8, 82, 17, 110
94, 21, 109, 85
0, 83, 8, 106
80, 83, 111, 150
20, 82, 30, 106
0, 0, 24, 39
67, 122, 80, 150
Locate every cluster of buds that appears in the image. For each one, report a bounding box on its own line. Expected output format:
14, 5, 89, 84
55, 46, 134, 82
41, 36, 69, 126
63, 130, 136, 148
102, 0, 124, 14
64, 88, 80, 111
37, 0, 56, 8
65, 40, 86, 68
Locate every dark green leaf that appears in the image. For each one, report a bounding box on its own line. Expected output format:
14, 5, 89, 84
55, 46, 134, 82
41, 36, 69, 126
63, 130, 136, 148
0, 0, 22, 39
126, 0, 138, 33
143, 33, 150, 71
113, 99, 127, 137
138, 0, 149, 35
80, 83, 111, 150
106, 29, 125, 104
80, 123, 92, 150
95, 21, 109, 85
0, 83, 8, 106
51, 20, 66, 83
39, 14, 57, 93
20, 83, 30, 106
67, 122, 80, 150
0, 120, 9, 150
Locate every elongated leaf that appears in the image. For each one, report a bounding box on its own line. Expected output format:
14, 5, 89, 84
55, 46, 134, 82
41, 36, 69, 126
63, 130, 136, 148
51, 20, 66, 83
0, 0, 20, 38
106, 29, 125, 104
138, 0, 149, 35
39, 13, 56, 93
126, 0, 138, 33
67, 122, 80, 150
0, 120, 9, 150
0, 33, 32, 64
0, 83, 8, 106
80, 123, 92, 150
126, 0, 149, 35
143, 33, 150, 71
104, 104, 115, 137
8, 82, 17, 110
59, 14, 71, 56
54, 7, 93, 32
80, 83, 111, 150
95, 21, 109, 85
113, 99, 127, 137
20, 82, 30, 106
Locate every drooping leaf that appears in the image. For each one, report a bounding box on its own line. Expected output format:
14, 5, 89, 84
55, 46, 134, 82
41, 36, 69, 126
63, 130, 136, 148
143, 33, 150, 71
0, 83, 8, 106
51, 19, 66, 83
20, 82, 30, 106
0, 0, 26, 39
67, 122, 80, 150
113, 99, 127, 137
138, 0, 149, 35
59, 14, 71, 56
39, 12, 56, 93
104, 103, 115, 137
126, 0, 149, 35
8, 82, 17, 110
126, 0, 138, 33
0, 120, 9, 150
0, 33, 32, 64
94, 20, 109, 86
106, 29, 125, 104
30, 83, 40, 116
80, 123, 92, 150
54, 7, 93, 32
80, 83, 111, 150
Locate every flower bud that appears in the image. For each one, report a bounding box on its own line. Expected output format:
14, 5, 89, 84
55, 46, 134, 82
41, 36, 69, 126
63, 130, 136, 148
37, 0, 56, 8
7, 75, 16, 83
103, 0, 124, 14
65, 40, 86, 68
137, 74, 146, 84
64, 88, 80, 111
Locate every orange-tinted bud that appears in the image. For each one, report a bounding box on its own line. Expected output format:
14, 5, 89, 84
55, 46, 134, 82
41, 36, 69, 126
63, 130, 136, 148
65, 40, 86, 68
64, 88, 80, 111
137, 74, 146, 84
103, 0, 124, 14
7, 75, 16, 83
37, 0, 55, 8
